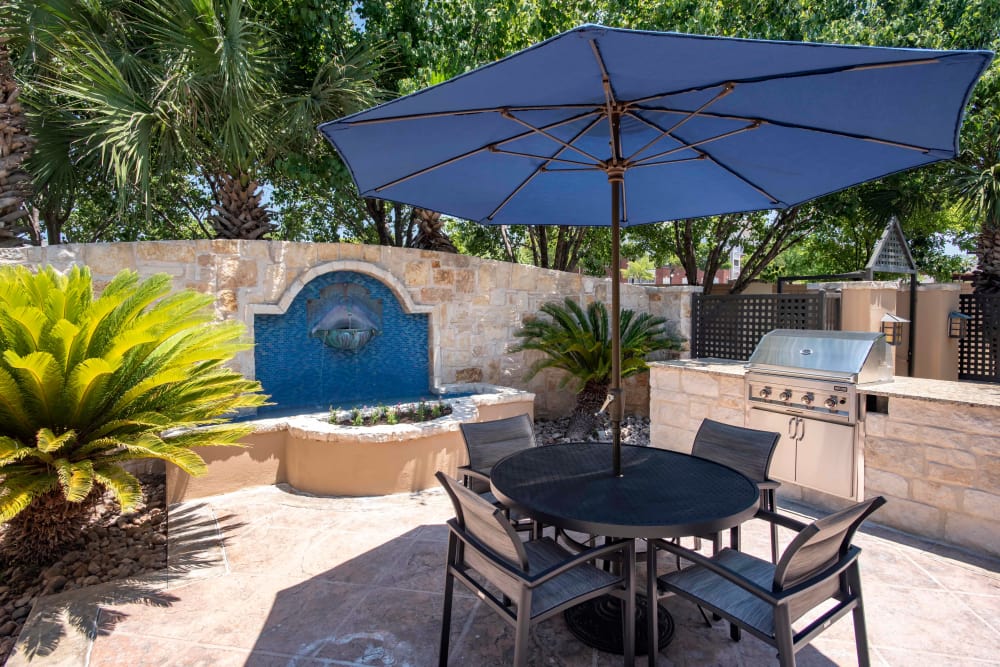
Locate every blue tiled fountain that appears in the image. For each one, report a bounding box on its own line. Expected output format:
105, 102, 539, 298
253, 271, 430, 413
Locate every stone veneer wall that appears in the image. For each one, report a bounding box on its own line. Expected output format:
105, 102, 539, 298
863, 399, 1000, 556
0, 241, 694, 418
649, 361, 1000, 558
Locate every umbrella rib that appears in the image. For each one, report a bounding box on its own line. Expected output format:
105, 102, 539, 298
631, 123, 761, 165
628, 55, 942, 107
487, 115, 606, 221
699, 153, 782, 205
637, 107, 938, 153
335, 104, 601, 126
501, 110, 605, 165
628, 155, 707, 169
371, 110, 602, 193
627, 112, 781, 204
624, 85, 735, 163
490, 148, 598, 168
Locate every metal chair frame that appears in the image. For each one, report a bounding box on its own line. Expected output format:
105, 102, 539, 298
437, 471, 636, 666
649, 497, 886, 667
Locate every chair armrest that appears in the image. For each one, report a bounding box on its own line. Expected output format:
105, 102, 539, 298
758, 479, 781, 491
525, 538, 632, 587
649, 538, 779, 605
771, 546, 862, 602
754, 508, 808, 533
457, 466, 492, 485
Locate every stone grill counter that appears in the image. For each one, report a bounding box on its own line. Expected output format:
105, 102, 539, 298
650, 359, 1000, 558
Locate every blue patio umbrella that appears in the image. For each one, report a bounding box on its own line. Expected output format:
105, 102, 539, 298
319, 25, 992, 475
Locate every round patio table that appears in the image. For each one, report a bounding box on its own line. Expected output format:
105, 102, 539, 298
490, 442, 759, 661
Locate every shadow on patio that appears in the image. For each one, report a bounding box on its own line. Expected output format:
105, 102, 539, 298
9, 484, 1000, 666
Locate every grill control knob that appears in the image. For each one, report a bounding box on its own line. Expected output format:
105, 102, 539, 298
824, 396, 838, 410
778, 389, 792, 401
758, 387, 772, 398
801, 393, 815, 406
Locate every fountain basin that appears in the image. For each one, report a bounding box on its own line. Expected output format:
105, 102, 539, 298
165, 384, 534, 504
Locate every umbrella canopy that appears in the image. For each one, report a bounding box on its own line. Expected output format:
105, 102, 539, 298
319, 25, 992, 474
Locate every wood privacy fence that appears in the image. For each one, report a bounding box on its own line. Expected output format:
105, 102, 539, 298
958, 294, 1000, 382
691, 292, 833, 360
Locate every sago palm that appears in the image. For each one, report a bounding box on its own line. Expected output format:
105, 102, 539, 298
0, 265, 267, 563
513, 298, 682, 440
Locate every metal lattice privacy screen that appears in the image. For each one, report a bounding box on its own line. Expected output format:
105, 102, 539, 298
691, 293, 827, 361
958, 294, 999, 382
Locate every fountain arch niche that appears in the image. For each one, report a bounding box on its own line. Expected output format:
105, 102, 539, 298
253, 266, 433, 415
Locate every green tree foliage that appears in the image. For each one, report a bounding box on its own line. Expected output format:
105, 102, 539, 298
4, 0, 379, 242
0, 266, 267, 563
513, 298, 682, 439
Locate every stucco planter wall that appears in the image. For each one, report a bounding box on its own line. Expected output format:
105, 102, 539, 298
165, 386, 534, 503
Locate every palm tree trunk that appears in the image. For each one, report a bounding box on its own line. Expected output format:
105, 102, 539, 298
207, 171, 273, 240
565, 380, 609, 441
0, 37, 35, 247
411, 208, 456, 252
1, 489, 101, 566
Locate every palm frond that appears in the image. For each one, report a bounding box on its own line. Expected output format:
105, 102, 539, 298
0, 477, 58, 523
93, 464, 142, 513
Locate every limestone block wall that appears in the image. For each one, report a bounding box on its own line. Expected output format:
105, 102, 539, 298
863, 396, 1000, 556
649, 360, 746, 450
1, 240, 690, 418
650, 360, 1000, 558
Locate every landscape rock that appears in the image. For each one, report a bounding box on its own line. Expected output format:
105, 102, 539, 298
0, 472, 167, 664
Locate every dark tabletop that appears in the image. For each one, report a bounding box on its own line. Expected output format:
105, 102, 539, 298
490, 443, 760, 539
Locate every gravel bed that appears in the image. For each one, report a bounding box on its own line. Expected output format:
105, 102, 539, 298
0, 414, 651, 663
533, 414, 651, 446
0, 473, 167, 665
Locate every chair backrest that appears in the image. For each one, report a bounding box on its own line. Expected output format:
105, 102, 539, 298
774, 496, 886, 592
691, 418, 780, 485
436, 471, 529, 572
459, 413, 536, 476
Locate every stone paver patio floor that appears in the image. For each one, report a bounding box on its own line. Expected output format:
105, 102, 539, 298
9, 483, 1000, 666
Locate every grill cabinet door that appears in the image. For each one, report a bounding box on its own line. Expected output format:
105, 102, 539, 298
747, 408, 796, 483
795, 418, 856, 497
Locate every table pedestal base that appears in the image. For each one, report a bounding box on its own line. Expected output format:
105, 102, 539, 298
563, 593, 673, 656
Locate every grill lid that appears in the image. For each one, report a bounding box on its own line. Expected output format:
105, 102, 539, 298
747, 330, 892, 383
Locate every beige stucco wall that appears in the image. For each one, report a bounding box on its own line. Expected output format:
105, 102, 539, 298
1, 240, 690, 418
166, 389, 534, 504
649, 361, 1000, 558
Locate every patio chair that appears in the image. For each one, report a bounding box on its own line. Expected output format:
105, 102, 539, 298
690, 419, 782, 562
459, 413, 537, 531
458, 413, 537, 491
436, 471, 636, 667
647, 496, 885, 666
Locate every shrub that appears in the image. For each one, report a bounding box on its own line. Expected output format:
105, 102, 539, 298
0, 266, 267, 563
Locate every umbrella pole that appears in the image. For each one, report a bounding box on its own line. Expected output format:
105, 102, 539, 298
610, 176, 623, 477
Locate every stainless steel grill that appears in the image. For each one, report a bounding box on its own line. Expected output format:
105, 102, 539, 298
744, 330, 891, 500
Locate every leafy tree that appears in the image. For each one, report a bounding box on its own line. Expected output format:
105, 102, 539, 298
622, 255, 655, 283
6, 0, 380, 242
0, 266, 267, 563
513, 298, 682, 440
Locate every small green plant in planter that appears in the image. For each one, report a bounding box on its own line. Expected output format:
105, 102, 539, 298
0, 266, 267, 565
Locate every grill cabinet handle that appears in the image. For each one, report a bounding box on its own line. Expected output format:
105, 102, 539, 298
796, 417, 805, 441
787, 417, 797, 439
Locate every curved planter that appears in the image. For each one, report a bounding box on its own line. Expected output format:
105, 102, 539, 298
166, 384, 534, 503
